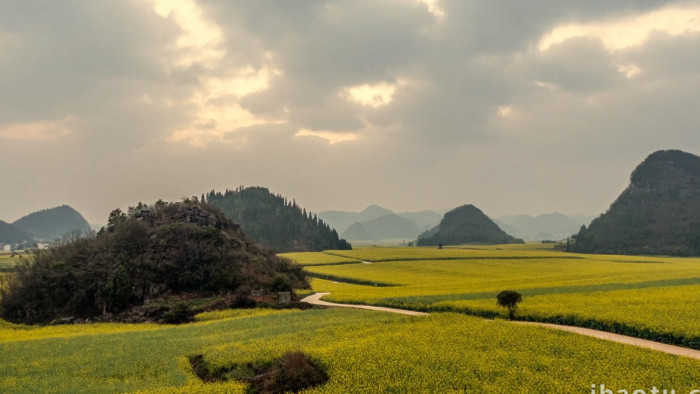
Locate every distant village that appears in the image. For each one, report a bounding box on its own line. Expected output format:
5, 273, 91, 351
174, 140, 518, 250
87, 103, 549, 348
0, 241, 50, 253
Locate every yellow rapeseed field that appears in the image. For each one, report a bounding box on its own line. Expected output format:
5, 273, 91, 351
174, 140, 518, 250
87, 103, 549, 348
1, 245, 698, 392
290, 245, 700, 345
1, 308, 698, 393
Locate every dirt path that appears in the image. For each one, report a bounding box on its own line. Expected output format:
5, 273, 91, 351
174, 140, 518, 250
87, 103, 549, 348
301, 293, 427, 316
301, 293, 700, 360
515, 321, 700, 360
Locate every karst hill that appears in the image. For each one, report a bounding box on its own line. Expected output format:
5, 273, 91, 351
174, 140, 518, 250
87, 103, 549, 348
0, 200, 308, 324
575, 149, 700, 255
13, 205, 91, 241
418, 204, 523, 246
206, 187, 351, 252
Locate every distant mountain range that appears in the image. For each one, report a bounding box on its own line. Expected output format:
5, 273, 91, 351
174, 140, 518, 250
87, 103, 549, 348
418, 204, 523, 246
320, 206, 445, 241
495, 213, 595, 242
318, 205, 395, 235
320, 205, 592, 242
0, 205, 91, 246
341, 214, 421, 241
574, 149, 700, 255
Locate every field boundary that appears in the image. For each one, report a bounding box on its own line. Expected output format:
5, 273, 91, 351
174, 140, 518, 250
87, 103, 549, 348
303, 292, 700, 355
300, 261, 364, 267
321, 251, 585, 263
379, 277, 700, 304
305, 273, 398, 287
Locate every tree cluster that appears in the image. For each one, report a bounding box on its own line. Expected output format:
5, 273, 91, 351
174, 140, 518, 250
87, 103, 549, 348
206, 187, 351, 253
0, 199, 308, 324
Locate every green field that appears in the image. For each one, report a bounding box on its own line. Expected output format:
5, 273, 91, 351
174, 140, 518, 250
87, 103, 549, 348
279, 251, 361, 266
0, 253, 22, 272
1, 245, 699, 392
1, 308, 699, 393
294, 246, 700, 347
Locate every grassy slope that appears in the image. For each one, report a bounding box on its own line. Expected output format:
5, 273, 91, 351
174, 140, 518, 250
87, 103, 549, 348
1, 308, 698, 393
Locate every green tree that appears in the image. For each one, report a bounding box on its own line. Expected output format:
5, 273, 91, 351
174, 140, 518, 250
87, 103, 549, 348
496, 290, 522, 320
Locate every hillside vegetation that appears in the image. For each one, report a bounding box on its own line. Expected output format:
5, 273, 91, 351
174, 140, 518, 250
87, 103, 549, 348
0, 221, 33, 245
575, 150, 700, 255
0, 200, 307, 324
206, 187, 351, 253
418, 205, 523, 246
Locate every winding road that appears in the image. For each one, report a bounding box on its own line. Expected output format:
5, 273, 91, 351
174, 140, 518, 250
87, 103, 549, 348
302, 292, 427, 316
301, 292, 700, 360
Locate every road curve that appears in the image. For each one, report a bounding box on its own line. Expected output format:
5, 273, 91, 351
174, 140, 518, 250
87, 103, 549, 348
301, 292, 700, 360
301, 292, 428, 316
515, 321, 700, 360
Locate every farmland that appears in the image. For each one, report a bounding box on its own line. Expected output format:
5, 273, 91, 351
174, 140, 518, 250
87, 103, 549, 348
0, 245, 699, 392
0, 253, 22, 272
287, 246, 700, 348
1, 308, 699, 393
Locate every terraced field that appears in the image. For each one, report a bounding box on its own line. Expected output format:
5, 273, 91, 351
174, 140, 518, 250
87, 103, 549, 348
1, 308, 699, 393
286, 246, 700, 348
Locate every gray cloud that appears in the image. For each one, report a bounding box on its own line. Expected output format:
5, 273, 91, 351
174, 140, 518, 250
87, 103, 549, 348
1, 0, 699, 225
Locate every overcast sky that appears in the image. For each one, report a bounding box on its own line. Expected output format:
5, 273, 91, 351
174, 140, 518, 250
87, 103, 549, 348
2, 0, 700, 224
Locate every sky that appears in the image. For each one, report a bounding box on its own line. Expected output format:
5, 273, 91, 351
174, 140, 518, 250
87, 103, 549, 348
1, 0, 700, 225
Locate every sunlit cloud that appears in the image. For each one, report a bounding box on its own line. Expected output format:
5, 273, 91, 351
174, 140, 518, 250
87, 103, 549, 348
150, 0, 224, 68
0, 116, 74, 141
618, 64, 642, 79
419, 0, 445, 19
538, 4, 700, 52
167, 60, 281, 147
496, 105, 513, 118
150, 1, 280, 147
533, 80, 560, 91
201, 62, 277, 100
168, 105, 266, 147
343, 81, 401, 108
295, 129, 362, 144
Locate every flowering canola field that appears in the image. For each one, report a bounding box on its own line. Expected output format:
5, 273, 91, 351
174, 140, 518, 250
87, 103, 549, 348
1, 245, 699, 392
287, 246, 700, 346
1, 308, 699, 393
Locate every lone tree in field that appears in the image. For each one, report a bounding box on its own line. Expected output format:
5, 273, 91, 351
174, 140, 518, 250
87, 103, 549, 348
497, 290, 522, 320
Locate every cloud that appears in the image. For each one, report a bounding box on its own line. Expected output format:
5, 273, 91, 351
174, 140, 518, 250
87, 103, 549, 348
0, 116, 74, 141
151, 0, 225, 69
538, 3, 700, 52
342, 81, 402, 108
295, 129, 363, 144
1, 0, 700, 224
